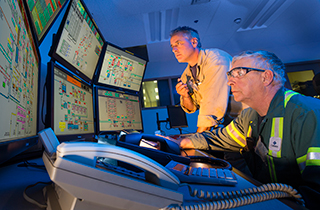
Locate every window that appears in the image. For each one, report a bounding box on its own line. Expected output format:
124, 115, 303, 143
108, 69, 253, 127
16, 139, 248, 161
141, 77, 180, 108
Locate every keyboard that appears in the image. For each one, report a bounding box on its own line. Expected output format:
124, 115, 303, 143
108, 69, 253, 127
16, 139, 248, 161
165, 160, 237, 186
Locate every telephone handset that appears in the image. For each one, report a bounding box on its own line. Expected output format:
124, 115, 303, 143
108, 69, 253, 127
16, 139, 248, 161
57, 142, 181, 190
39, 128, 180, 190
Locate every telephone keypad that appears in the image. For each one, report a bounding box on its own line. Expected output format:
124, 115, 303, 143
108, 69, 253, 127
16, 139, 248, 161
165, 160, 237, 185
202, 168, 209, 177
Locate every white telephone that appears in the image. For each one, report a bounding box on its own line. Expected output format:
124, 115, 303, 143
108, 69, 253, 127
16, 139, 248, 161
39, 128, 183, 210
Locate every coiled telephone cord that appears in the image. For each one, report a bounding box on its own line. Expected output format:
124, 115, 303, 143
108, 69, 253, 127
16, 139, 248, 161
162, 183, 304, 210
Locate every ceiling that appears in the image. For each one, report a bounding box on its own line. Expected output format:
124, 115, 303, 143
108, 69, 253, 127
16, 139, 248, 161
83, 0, 320, 64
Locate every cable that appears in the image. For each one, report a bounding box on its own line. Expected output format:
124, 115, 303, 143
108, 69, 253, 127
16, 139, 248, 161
17, 161, 46, 171
23, 181, 52, 208
41, 81, 47, 126
161, 183, 305, 210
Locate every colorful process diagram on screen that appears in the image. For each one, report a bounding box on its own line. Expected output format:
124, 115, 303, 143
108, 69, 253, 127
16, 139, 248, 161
26, 0, 68, 43
0, 0, 39, 142
97, 44, 146, 92
55, 0, 103, 81
98, 89, 143, 131
53, 67, 94, 135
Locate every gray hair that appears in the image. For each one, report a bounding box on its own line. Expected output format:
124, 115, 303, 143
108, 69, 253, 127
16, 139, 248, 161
170, 26, 201, 48
232, 50, 286, 85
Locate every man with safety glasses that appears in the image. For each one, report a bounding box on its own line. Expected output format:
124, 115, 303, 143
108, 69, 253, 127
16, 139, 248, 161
175, 50, 320, 209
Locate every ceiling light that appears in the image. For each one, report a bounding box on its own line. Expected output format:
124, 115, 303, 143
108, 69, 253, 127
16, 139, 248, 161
191, 0, 211, 5
234, 18, 242, 24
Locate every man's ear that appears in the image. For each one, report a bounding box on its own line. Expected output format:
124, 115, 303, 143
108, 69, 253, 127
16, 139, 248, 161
263, 70, 274, 86
191, 38, 198, 47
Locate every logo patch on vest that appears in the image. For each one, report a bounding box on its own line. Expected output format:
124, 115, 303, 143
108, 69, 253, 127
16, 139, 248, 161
269, 137, 282, 152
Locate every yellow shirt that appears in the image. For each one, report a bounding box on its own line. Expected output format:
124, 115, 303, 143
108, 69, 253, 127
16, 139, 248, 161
180, 48, 231, 128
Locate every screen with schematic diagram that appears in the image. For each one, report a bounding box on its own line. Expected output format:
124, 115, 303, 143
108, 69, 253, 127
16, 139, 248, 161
97, 88, 143, 132
95, 44, 147, 92
25, 0, 68, 44
0, 0, 40, 164
49, 0, 104, 83
0, 0, 39, 142
52, 65, 94, 137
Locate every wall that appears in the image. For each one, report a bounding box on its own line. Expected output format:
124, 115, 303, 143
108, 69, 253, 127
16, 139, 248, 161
141, 58, 200, 135
143, 60, 186, 80
142, 107, 199, 135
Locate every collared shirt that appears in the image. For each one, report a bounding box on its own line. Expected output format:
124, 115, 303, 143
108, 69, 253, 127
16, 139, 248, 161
180, 48, 232, 128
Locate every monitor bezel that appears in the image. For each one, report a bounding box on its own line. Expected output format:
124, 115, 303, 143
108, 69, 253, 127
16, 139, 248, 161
94, 85, 144, 135
0, 0, 41, 165
49, 0, 105, 84
46, 61, 96, 142
167, 105, 188, 129
23, 0, 69, 46
93, 42, 148, 94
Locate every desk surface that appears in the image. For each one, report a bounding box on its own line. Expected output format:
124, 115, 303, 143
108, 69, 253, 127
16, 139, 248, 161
0, 138, 306, 210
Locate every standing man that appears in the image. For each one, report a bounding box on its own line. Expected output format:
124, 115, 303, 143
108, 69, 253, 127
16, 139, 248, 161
170, 26, 232, 133
175, 50, 320, 209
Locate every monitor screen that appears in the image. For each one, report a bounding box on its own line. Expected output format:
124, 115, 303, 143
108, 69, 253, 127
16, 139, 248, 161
95, 44, 147, 92
96, 87, 143, 133
49, 0, 104, 83
47, 62, 95, 142
25, 0, 68, 45
167, 105, 188, 129
287, 70, 316, 96
0, 0, 40, 164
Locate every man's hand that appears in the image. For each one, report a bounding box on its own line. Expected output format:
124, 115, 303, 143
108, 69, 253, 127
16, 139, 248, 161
155, 134, 181, 145
175, 78, 189, 98
176, 78, 195, 111
197, 126, 211, 133
155, 134, 195, 149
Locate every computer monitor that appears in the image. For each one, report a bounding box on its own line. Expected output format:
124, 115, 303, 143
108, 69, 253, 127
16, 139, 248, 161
0, 0, 40, 164
167, 105, 188, 129
94, 43, 147, 93
287, 70, 316, 96
49, 0, 105, 84
24, 0, 68, 45
95, 87, 143, 134
47, 61, 95, 142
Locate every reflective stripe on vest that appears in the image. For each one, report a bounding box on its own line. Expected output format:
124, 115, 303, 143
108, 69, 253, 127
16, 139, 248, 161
267, 90, 298, 182
226, 121, 246, 147
247, 123, 252, 137
297, 147, 320, 173
284, 90, 299, 108
268, 117, 283, 158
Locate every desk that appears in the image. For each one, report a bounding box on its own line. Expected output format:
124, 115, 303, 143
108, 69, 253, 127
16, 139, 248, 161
0, 138, 306, 210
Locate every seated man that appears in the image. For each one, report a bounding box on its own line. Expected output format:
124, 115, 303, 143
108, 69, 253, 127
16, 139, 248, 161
174, 50, 320, 209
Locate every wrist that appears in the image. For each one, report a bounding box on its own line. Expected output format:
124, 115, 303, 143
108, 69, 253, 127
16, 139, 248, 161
182, 95, 190, 100
180, 138, 195, 149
